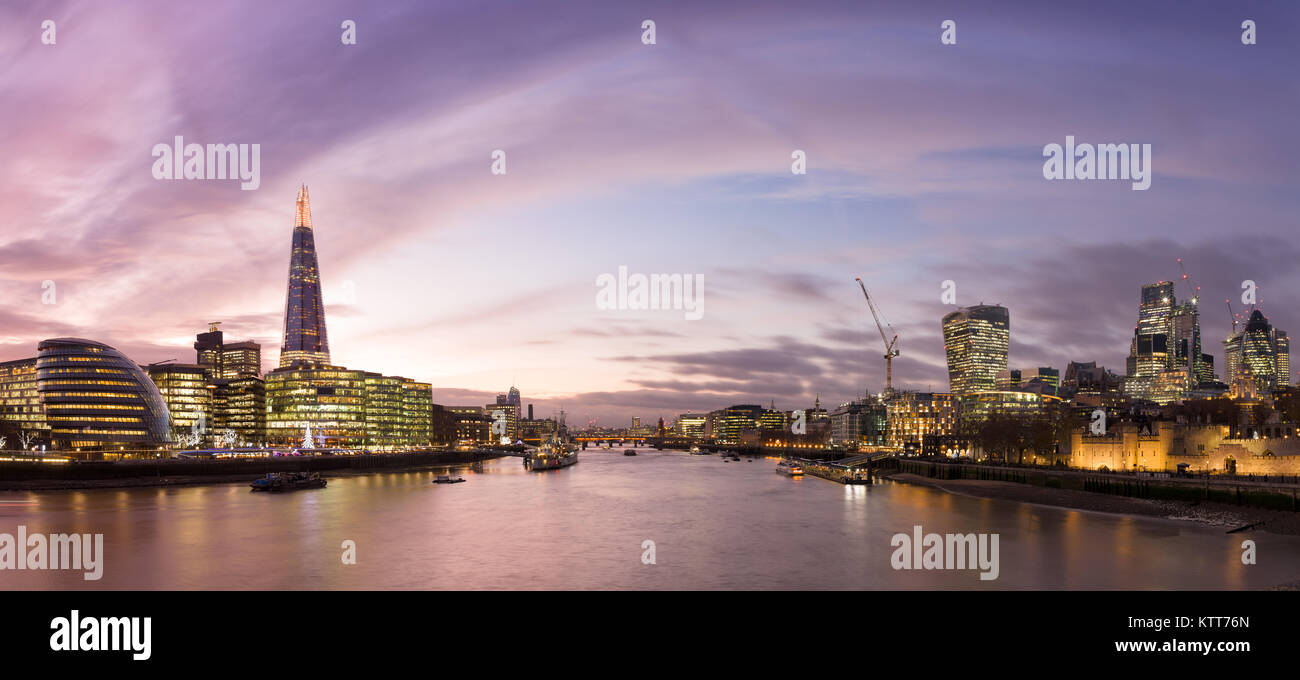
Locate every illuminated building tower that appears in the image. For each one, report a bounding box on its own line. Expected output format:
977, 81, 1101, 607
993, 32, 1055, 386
279, 185, 331, 367
1224, 310, 1290, 392
1123, 282, 1217, 402
507, 385, 520, 409
942, 305, 1010, 396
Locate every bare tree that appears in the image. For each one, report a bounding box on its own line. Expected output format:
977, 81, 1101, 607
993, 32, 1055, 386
17, 430, 37, 449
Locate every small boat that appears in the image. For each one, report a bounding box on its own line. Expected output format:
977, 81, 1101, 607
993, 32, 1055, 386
776, 460, 804, 476
433, 474, 466, 484
689, 445, 703, 455
250, 471, 327, 492
623, 449, 637, 456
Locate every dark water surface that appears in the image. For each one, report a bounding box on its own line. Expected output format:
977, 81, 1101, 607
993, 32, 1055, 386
3, 449, 1298, 589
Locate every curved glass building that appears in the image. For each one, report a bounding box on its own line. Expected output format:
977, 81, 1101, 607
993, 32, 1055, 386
36, 338, 172, 450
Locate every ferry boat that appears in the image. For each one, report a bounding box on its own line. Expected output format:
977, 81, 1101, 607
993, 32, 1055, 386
775, 460, 804, 477
249, 471, 327, 492
433, 474, 466, 484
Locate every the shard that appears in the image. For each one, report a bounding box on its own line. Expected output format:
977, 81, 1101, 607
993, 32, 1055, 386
279, 185, 331, 367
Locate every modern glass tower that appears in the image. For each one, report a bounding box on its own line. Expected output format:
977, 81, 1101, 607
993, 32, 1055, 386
279, 185, 331, 367
941, 305, 1010, 396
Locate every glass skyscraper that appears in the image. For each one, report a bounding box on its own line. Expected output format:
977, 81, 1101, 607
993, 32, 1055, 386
942, 305, 1010, 396
279, 185, 331, 367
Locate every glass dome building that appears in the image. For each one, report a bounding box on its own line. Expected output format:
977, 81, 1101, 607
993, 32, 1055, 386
36, 338, 172, 450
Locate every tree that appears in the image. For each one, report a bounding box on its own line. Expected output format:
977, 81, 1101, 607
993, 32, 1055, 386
17, 430, 37, 450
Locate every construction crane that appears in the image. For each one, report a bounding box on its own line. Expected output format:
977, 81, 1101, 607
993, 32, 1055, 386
855, 277, 899, 396
1175, 258, 1200, 305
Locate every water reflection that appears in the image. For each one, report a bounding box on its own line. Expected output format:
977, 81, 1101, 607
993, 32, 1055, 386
1, 449, 1298, 590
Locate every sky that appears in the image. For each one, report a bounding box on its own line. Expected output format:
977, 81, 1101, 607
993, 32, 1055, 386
1, 1, 1297, 427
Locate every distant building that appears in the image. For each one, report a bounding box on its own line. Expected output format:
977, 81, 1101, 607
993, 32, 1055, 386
676, 412, 706, 438
195, 322, 262, 379
942, 305, 1010, 396
1223, 310, 1290, 392
1123, 282, 1213, 403
829, 398, 888, 448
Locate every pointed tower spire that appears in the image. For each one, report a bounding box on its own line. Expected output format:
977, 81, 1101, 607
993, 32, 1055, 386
280, 186, 330, 367
295, 184, 313, 229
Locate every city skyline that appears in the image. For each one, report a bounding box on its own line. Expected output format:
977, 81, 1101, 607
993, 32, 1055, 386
2, 1, 1298, 423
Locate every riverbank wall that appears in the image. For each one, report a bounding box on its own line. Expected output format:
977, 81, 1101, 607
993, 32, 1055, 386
895, 459, 1300, 512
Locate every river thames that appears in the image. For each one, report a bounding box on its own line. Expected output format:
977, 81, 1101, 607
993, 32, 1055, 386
3, 448, 1299, 589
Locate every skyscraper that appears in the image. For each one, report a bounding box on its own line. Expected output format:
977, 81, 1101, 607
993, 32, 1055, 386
279, 185, 331, 367
942, 305, 1010, 396
1124, 282, 1214, 402
1224, 309, 1290, 391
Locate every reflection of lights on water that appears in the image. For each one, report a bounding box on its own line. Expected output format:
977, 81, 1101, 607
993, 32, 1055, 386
842, 484, 868, 502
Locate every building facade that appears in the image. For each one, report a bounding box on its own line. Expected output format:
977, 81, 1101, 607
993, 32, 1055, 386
36, 338, 172, 452
279, 185, 331, 367
942, 305, 1010, 396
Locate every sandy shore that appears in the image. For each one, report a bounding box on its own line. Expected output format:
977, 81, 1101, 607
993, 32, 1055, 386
887, 472, 1300, 537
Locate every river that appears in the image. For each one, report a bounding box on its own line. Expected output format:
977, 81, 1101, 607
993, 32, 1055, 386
2, 448, 1298, 589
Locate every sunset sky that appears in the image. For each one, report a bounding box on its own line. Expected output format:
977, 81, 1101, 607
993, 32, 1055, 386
1, 1, 1297, 425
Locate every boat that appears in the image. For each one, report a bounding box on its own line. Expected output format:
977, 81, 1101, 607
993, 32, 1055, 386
433, 474, 466, 484
249, 471, 327, 492
689, 445, 703, 455
528, 409, 578, 471
776, 460, 804, 476
623, 449, 637, 456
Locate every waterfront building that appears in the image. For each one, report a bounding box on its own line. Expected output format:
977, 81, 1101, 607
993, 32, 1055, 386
713, 404, 764, 445
676, 412, 706, 438
400, 379, 432, 446
446, 405, 490, 444
884, 391, 957, 455
264, 364, 366, 447
213, 375, 265, 446
485, 402, 519, 443
957, 390, 1061, 422
829, 398, 888, 448
364, 373, 405, 449
146, 363, 214, 444
36, 338, 172, 452
942, 305, 1010, 396
278, 185, 331, 367
0, 358, 48, 442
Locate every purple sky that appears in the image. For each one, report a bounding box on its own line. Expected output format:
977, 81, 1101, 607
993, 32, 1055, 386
1, 1, 1297, 427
